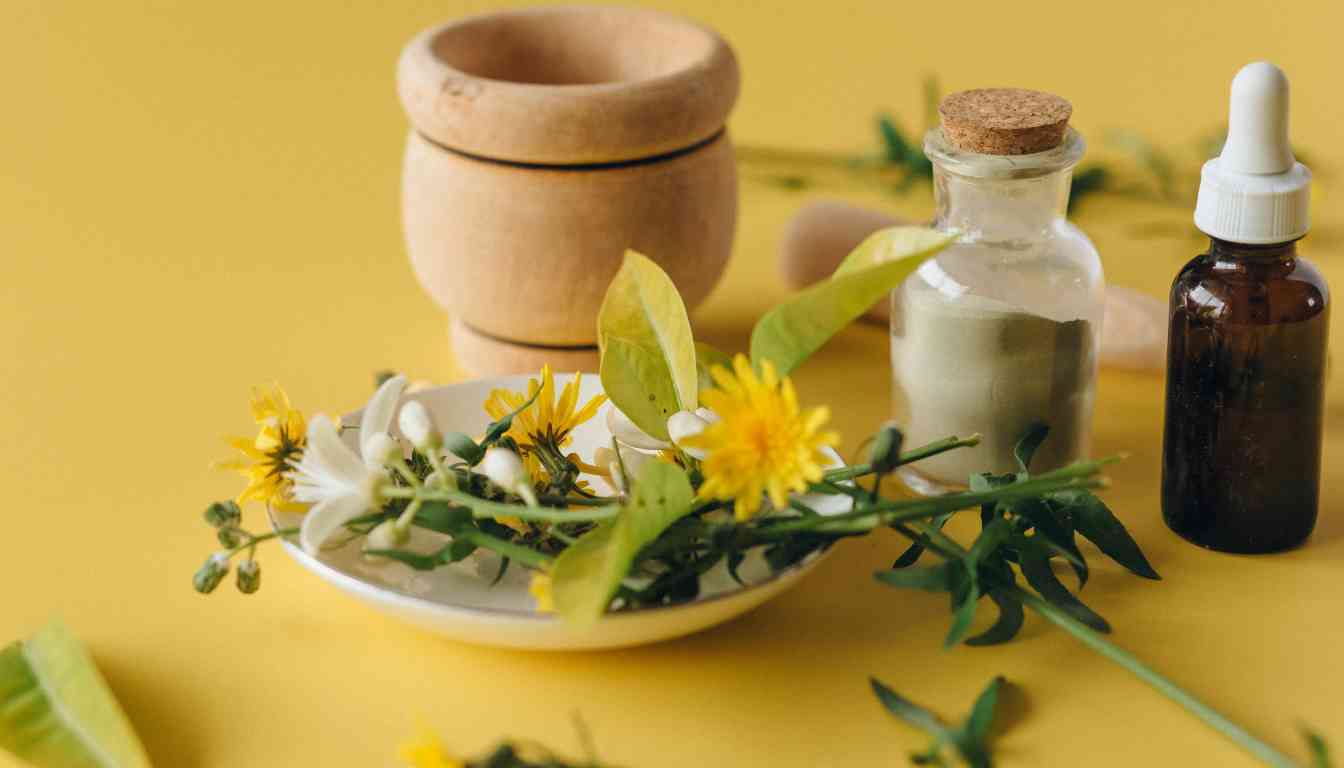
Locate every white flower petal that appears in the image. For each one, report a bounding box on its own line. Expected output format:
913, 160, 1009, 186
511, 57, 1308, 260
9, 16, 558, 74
300, 493, 373, 555
291, 414, 365, 499
606, 406, 671, 451
667, 410, 711, 460
360, 374, 407, 462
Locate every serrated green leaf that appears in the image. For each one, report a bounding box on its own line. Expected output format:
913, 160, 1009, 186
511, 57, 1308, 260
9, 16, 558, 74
0, 620, 150, 768
597, 250, 698, 440
966, 589, 1026, 646
750, 227, 956, 375
551, 462, 695, 626
1015, 535, 1110, 633
1053, 490, 1160, 580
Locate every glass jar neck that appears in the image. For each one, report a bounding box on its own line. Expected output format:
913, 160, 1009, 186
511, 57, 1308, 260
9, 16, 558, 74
1207, 238, 1299, 261
932, 164, 1073, 242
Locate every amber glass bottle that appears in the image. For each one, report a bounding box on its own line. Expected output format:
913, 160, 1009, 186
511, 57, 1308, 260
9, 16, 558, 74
1161, 238, 1330, 552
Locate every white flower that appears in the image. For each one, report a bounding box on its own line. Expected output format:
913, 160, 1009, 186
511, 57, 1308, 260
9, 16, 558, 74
397, 400, 441, 451
364, 520, 409, 553
667, 409, 716, 460
289, 374, 407, 555
593, 444, 655, 493
606, 406, 671, 451
481, 447, 536, 505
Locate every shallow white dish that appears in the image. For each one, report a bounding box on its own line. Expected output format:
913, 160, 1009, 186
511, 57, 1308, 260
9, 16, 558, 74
273, 373, 846, 651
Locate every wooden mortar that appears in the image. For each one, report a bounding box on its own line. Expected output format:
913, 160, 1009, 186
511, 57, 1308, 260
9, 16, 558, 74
397, 6, 740, 374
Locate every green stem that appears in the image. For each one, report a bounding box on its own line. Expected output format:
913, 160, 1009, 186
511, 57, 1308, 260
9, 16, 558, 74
381, 486, 619, 522
229, 526, 299, 556
822, 434, 982, 483
1008, 585, 1298, 768
455, 528, 552, 569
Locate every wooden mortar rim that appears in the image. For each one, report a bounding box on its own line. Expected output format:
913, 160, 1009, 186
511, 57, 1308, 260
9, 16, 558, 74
398, 6, 740, 166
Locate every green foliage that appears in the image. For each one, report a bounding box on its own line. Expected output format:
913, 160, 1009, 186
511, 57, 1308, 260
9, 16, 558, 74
693, 341, 733, 393
551, 462, 696, 627
750, 227, 956, 375
0, 620, 150, 768
871, 676, 1011, 768
597, 250, 698, 441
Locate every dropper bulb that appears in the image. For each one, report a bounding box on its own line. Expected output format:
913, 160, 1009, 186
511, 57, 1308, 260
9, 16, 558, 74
1220, 61, 1294, 175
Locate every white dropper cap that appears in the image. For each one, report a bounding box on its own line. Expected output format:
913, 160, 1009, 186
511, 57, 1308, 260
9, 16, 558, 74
1194, 62, 1312, 244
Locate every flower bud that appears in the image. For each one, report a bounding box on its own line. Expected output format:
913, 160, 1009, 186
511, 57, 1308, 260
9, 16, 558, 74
481, 447, 536, 505
216, 527, 244, 548
193, 552, 230, 594
667, 410, 712, 460
424, 469, 458, 491
204, 500, 242, 529
869, 422, 905, 475
364, 520, 409, 552
397, 400, 442, 452
236, 559, 261, 594
363, 432, 402, 467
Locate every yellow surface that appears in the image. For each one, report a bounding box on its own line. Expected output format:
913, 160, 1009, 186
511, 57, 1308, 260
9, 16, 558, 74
4, 1, 1343, 765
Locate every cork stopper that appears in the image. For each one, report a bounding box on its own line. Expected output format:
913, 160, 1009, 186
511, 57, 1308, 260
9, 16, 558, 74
938, 88, 1072, 155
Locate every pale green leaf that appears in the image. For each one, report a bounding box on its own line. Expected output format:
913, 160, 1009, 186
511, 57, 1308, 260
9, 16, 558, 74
597, 250, 698, 440
550, 462, 696, 626
751, 227, 957, 374
0, 619, 151, 768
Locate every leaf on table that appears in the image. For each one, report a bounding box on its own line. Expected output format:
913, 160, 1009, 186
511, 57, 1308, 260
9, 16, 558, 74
550, 462, 695, 627
750, 227, 956, 375
597, 250, 698, 440
1052, 489, 1161, 580
0, 619, 151, 768
871, 675, 1013, 768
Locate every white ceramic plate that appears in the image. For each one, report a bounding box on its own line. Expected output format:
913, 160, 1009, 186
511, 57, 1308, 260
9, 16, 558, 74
273, 374, 847, 651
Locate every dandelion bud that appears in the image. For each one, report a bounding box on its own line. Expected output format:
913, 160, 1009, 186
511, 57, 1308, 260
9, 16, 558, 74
364, 432, 402, 467
216, 527, 244, 548
398, 401, 442, 452
364, 520, 409, 552
481, 447, 536, 505
667, 410, 712, 460
236, 559, 261, 594
204, 500, 241, 529
193, 552, 230, 594
869, 422, 905, 475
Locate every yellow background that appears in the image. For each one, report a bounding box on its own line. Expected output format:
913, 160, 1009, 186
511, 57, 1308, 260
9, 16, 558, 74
4, 1, 1342, 765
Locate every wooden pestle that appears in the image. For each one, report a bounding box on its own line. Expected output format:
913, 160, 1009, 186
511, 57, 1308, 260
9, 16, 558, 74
779, 199, 1168, 373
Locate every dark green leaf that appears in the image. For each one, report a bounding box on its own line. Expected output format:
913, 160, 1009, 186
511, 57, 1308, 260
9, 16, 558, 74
412, 502, 474, 534
945, 581, 979, 648
875, 563, 956, 593
364, 545, 452, 571
1015, 535, 1111, 633
968, 518, 1014, 566
1010, 498, 1087, 588
964, 676, 1005, 744
892, 512, 951, 568
1013, 423, 1051, 473
1054, 490, 1160, 580
870, 677, 949, 739
878, 115, 912, 163
442, 431, 484, 465
482, 387, 541, 447
966, 589, 1025, 647
489, 556, 510, 587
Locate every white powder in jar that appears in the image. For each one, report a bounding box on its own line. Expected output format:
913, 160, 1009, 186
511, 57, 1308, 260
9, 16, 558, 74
891, 289, 1096, 486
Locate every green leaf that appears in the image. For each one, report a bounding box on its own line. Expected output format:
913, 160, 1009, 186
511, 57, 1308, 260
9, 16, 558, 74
551, 462, 695, 626
964, 676, 1005, 744
1015, 535, 1111, 633
945, 573, 980, 649
481, 387, 541, 447
0, 620, 151, 768
1304, 726, 1333, 768
597, 250, 699, 440
965, 589, 1025, 646
1012, 423, 1051, 473
750, 227, 957, 375
1053, 490, 1161, 580
694, 342, 734, 394
870, 677, 950, 740
442, 432, 484, 465
875, 563, 956, 593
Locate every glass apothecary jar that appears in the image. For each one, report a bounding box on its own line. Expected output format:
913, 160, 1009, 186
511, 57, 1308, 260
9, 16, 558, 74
891, 121, 1104, 494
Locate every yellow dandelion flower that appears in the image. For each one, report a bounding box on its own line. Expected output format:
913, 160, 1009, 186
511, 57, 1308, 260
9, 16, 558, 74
683, 355, 840, 521
482, 365, 606, 481
215, 385, 307, 512
398, 726, 464, 768
529, 570, 555, 613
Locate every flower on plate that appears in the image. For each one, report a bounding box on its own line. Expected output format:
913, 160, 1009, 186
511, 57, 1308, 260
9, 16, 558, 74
398, 726, 464, 768
288, 374, 407, 554
216, 385, 307, 512
482, 365, 606, 481
529, 570, 555, 613
683, 354, 839, 521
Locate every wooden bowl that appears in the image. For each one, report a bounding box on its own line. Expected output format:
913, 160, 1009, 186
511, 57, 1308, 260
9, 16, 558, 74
397, 6, 739, 352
